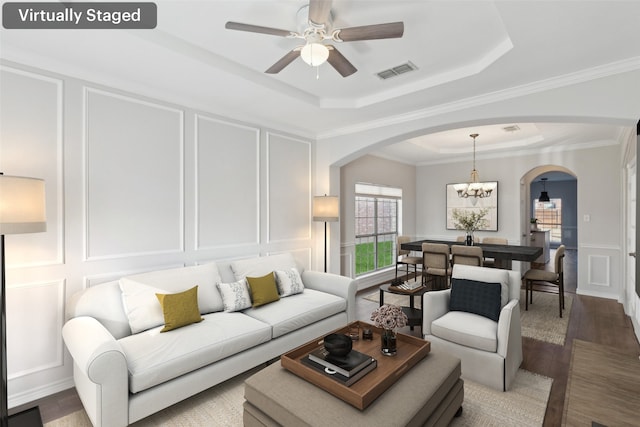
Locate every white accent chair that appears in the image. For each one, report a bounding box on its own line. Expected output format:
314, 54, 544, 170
422, 264, 523, 391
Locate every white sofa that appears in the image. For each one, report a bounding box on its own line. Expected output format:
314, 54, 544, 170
62, 253, 356, 426
422, 264, 523, 391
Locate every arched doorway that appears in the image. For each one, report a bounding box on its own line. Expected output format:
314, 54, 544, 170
521, 166, 577, 282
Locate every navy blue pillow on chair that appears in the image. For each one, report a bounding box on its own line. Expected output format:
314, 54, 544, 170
450, 278, 502, 321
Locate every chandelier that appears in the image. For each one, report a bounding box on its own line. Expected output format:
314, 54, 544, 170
453, 133, 496, 199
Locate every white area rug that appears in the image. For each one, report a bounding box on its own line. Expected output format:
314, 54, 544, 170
45, 368, 551, 427
364, 289, 573, 345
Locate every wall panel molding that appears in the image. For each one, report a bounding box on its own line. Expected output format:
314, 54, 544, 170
83, 87, 185, 260
194, 114, 260, 249
0, 65, 65, 267
266, 132, 312, 244
588, 254, 611, 287
6, 280, 65, 379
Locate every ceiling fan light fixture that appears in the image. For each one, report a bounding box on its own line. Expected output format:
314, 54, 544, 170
300, 43, 329, 66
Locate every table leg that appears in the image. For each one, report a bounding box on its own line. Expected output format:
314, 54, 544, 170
379, 289, 384, 306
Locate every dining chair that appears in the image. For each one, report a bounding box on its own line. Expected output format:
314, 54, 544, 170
396, 235, 422, 280
422, 242, 451, 290
451, 245, 483, 267
523, 245, 566, 317
456, 236, 466, 242
481, 237, 508, 267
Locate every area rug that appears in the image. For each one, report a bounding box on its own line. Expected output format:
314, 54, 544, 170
519, 290, 573, 346
364, 289, 573, 345
45, 368, 551, 427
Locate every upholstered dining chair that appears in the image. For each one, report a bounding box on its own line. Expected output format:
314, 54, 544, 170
422, 242, 452, 290
396, 235, 422, 280
523, 245, 566, 317
451, 245, 483, 267
481, 237, 508, 267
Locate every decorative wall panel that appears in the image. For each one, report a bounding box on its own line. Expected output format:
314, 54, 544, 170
195, 115, 259, 248
0, 66, 63, 266
588, 254, 611, 287
267, 133, 311, 242
6, 280, 65, 378
84, 89, 184, 259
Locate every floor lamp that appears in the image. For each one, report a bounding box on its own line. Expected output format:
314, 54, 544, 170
312, 195, 339, 273
0, 174, 47, 427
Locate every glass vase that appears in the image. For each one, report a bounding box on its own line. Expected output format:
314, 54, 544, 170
466, 232, 474, 246
381, 329, 397, 356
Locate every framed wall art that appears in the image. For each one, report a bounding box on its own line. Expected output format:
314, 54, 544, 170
446, 182, 498, 231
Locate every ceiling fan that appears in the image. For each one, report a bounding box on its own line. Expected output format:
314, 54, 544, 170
225, 0, 404, 77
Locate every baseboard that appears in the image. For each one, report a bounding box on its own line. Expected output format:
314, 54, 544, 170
9, 377, 75, 409
575, 288, 619, 300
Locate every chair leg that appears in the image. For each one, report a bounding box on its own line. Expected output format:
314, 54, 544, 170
559, 288, 563, 318
395, 264, 398, 279
525, 279, 529, 311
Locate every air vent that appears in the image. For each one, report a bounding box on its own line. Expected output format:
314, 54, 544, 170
376, 61, 418, 80
502, 125, 520, 133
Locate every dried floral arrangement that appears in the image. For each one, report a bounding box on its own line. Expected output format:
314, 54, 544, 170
370, 304, 408, 330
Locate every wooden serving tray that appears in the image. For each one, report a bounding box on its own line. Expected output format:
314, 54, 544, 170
281, 321, 430, 410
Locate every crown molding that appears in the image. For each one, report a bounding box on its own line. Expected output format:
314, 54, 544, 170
317, 56, 640, 140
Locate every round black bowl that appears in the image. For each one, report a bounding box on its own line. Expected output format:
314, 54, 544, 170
323, 333, 352, 357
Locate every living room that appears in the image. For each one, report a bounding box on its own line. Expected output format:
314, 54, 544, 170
1, 1, 640, 425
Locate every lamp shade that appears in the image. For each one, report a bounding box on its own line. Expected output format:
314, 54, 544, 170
538, 191, 550, 202
301, 43, 329, 66
313, 195, 339, 222
0, 175, 46, 235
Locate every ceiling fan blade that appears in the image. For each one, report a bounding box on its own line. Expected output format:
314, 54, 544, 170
265, 50, 300, 74
225, 21, 292, 37
335, 22, 404, 42
327, 47, 357, 77
308, 0, 332, 26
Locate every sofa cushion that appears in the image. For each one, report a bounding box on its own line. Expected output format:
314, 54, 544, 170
231, 253, 299, 280
156, 286, 203, 332
431, 311, 498, 352
243, 289, 346, 339
122, 262, 224, 314
118, 312, 272, 393
274, 268, 305, 297
119, 280, 167, 334
246, 273, 280, 307
217, 279, 252, 312
451, 264, 510, 308
450, 278, 502, 321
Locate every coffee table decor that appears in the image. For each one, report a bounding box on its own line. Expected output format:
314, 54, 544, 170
370, 304, 408, 356
281, 321, 430, 410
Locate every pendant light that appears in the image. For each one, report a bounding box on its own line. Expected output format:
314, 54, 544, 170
538, 178, 550, 202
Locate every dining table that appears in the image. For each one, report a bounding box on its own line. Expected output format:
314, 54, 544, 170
401, 238, 542, 270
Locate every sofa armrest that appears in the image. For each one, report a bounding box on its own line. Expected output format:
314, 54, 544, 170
62, 316, 129, 427
422, 290, 451, 335
496, 299, 522, 359
301, 270, 357, 322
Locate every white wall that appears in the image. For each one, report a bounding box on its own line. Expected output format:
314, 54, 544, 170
0, 61, 314, 407
339, 155, 416, 287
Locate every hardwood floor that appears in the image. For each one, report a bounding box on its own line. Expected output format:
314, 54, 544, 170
13, 248, 640, 425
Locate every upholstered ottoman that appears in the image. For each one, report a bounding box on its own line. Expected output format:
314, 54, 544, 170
243, 351, 463, 427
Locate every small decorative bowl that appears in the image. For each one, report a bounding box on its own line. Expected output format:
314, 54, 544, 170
323, 333, 352, 357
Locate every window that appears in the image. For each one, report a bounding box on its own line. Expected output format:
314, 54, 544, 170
354, 184, 402, 276
534, 198, 562, 244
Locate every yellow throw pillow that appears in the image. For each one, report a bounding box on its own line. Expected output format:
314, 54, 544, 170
156, 286, 203, 332
246, 273, 280, 308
